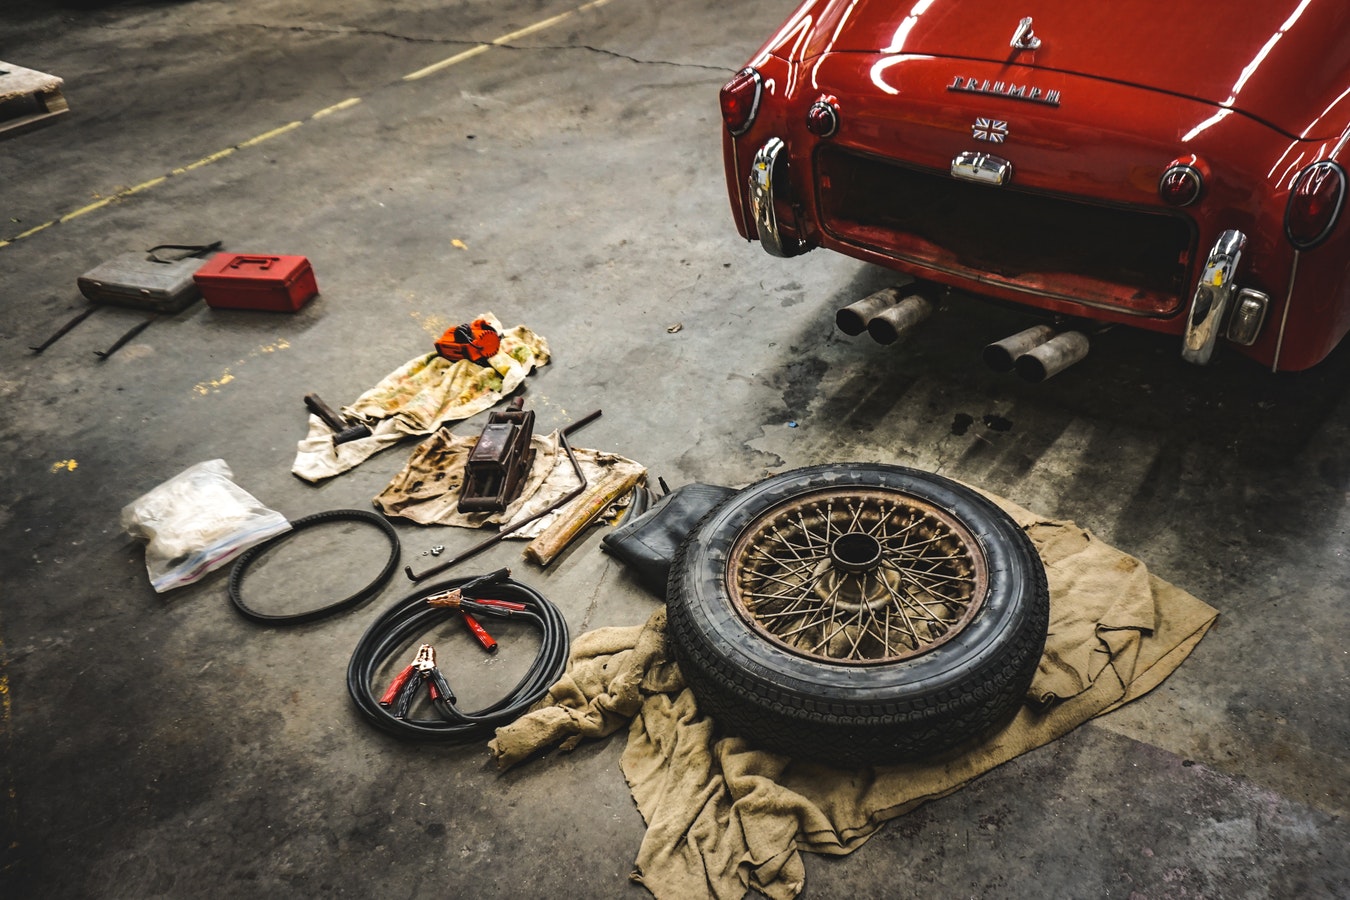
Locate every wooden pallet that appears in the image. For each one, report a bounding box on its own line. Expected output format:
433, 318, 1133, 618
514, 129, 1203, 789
0, 61, 68, 138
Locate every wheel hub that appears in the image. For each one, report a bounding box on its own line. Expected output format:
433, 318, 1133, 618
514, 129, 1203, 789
828, 531, 882, 572
727, 487, 989, 665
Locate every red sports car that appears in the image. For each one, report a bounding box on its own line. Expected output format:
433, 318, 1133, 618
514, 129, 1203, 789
719, 0, 1350, 375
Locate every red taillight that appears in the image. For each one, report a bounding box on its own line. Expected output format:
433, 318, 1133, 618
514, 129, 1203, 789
720, 68, 762, 136
805, 97, 839, 138
1285, 161, 1346, 249
1158, 164, 1202, 207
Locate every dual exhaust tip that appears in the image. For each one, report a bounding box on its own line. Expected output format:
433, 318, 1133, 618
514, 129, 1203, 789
836, 286, 1090, 382
982, 325, 1089, 383
835, 284, 933, 346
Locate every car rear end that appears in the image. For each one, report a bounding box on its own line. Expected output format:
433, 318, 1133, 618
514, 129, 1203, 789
720, 0, 1350, 371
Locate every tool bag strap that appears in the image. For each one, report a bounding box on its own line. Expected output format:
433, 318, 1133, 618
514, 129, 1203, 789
146, 241, 223, 264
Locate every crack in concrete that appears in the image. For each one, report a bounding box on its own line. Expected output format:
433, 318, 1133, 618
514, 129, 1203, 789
235, 22, 732, 73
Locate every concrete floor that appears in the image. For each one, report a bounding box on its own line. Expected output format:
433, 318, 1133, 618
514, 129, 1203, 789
2, 1, 1347, 897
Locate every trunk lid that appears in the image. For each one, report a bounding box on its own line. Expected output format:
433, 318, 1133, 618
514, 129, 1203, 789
817, 0, 1349, 138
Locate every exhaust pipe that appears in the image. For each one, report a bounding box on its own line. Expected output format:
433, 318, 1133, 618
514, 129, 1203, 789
835, 286, 906, 336
983, 324, 1056, 372
1014, 330, 1090, 382
867, 294, 933, 345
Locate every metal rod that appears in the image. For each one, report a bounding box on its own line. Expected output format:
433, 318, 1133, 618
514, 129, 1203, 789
94, 315, 157, 360
30, 306, 97, 353
403, 409, 601, 582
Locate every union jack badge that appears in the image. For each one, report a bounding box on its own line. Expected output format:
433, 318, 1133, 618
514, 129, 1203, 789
973, 118, 1009, 143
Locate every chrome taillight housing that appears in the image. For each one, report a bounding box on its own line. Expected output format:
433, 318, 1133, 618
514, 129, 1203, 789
1159, 163, 1203, 207
805, 96, 839, 138
720, 67, 762, 136
1285, 160, 1347, 249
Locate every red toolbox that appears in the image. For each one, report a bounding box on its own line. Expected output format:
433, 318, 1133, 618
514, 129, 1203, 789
194, 253, 318, 312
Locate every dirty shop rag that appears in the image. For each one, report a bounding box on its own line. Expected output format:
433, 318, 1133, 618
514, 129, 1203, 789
291, 314, 549, 482
374, 428, 647, 539
489, 492, 1220, 900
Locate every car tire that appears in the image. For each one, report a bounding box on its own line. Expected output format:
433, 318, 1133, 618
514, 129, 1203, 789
666, 464, 1048, 766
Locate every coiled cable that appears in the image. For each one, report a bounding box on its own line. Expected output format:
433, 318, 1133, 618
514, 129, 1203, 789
229, 509, 400, 625
346, 569, 569, 741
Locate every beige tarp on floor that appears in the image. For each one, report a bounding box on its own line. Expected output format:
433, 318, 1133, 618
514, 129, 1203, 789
490, 493, 1218, 900
291, 314, 549, 483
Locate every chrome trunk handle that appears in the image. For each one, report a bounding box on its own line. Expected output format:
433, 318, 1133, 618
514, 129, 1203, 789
951, 151, 1012, 186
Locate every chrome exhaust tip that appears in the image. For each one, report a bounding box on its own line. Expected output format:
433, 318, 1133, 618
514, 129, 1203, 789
1013, 331, 1090, 383
835, 285, 906, 336
867, 294, 933, 345
982, 324, 1056, 372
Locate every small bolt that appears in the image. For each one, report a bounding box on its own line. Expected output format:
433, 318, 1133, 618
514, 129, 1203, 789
430, 545, 445, 557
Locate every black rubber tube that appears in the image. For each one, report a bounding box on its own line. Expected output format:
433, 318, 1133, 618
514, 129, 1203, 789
346, 573, 569, 742
228, 509, 401, 625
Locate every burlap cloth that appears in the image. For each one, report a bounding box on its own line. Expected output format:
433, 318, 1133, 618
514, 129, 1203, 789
489, 493, 1218, 900
291, 313, 550, 483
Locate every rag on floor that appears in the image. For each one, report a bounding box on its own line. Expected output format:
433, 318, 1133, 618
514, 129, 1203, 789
374, 428, 647, 539
489, 492, 1219, 900
291, 314, 549, 483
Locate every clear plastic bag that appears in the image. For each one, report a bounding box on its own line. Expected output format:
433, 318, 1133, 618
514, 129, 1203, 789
121, 459, 291, 592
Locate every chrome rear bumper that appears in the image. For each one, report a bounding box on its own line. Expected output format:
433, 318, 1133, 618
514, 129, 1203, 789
749, 137, 794, 257
1182, 230, 1246, 365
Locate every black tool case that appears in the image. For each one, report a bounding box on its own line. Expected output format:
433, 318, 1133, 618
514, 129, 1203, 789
77, 244, 219, 313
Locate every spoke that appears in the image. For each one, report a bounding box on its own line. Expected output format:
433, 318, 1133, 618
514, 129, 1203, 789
885, 561, 972, 591
767, 525, 822, 564
777, 579, 846, 640
857, 588, 896, 648
815, 499, 837, 542
809, 600, 863, 655
746, 563, 822, 593
882, 534, 949, 554
845, 498, 865, 535
843, 604, 874, 659
755, 606, 822, 623
743, 590, 811, 615
796, 508, 828, 553
777, 608, 833, 640
876, 514, 924, 544
881, 576, 953, 625
883, 589, 926, 646
745, 540, 827, 567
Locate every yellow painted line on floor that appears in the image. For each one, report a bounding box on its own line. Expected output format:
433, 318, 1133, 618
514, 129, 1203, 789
58, 197, 116, 223
403, 44, 491, 81
403, 0, 613, 81
175, 147, 235, 174
312, 97, 362, 119
128, 175, 168, 193
1, 0, 618, 249
238, 120, 303, 148
10, 221, 54, 241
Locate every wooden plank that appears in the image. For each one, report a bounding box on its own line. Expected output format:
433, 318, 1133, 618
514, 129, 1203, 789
0, 61, 68, 137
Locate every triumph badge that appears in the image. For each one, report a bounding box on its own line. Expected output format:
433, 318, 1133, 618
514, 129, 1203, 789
948, 76, 1061, 107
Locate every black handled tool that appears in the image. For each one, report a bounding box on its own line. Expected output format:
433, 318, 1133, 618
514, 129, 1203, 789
304, 393, 372, 444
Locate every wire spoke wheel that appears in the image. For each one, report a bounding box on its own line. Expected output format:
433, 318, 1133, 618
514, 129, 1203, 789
667, 465, 1048, 766
729, 488, 988, 664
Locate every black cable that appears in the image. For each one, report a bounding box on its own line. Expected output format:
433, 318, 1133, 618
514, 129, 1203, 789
228, 509, 400, 625
346, 570, 569, 741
